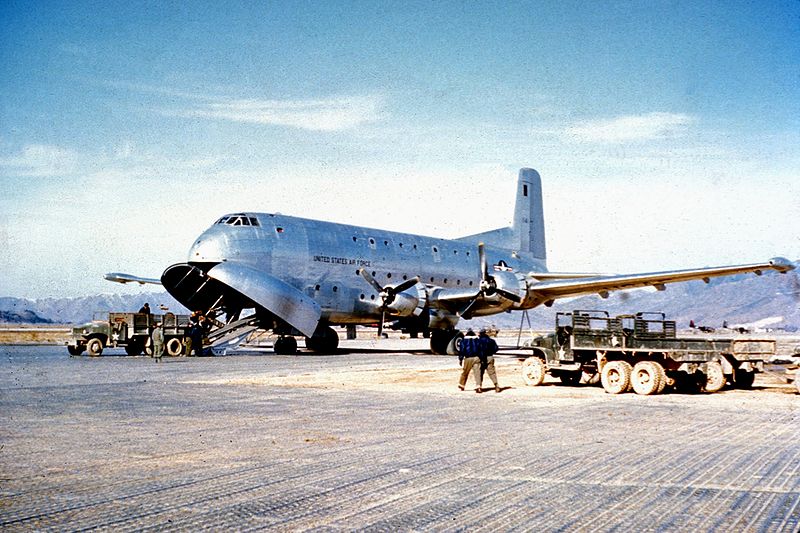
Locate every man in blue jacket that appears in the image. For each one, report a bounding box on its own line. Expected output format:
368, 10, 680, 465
475, 329, 501, 393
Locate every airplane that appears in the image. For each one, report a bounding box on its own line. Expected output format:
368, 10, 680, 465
106, 168, 795, 355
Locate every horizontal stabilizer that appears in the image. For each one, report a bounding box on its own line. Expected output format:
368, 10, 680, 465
104, 272, 162, 285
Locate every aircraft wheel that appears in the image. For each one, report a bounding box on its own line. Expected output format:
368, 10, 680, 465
521, 357, 546, 386
86, 338, 104, 357
734, 369, 755, 389
704, 361, 726, 393
274, 336, 298, 355
446, 331, 464, 356
67, 345, 84, 356
305, 326, 339, 353
559, 371, 581, 386
631, 361, 660, 395
430, 330, 451, 355
166, 338, 184, 357
601, 360, 631, 394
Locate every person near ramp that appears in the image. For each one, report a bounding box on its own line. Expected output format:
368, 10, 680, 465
457, 331, 482, 392
475, 328, 501, 393
151, 322, 164, 363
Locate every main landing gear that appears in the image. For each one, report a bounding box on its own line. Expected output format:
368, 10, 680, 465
273, 325, 340, 355
430, 329, 463, 355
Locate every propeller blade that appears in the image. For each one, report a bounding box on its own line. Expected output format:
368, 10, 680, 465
390, 276, 420, 295
358, 268, 384, 293
378, 310, 385, 338
479, 242, 488, 281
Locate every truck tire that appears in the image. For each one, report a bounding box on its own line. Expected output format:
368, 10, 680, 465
734, 369, 755, 389
652, 361, 667, 393
86, 338, 103, 357
125, 343, 142, 356
631, 361, 660, 395
795, 370, 800, 394
522, 357, 546, 386
166, 338, 183, 357
67, 345, 84, 356
601, 360, 631, 394
704, 361, 726, 393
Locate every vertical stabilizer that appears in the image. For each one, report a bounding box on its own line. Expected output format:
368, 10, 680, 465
514, 168, 546, 262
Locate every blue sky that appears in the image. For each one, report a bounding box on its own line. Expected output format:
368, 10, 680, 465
1, 0, 798, 299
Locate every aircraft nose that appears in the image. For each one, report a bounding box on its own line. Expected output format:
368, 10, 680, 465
188, 230, 230, 263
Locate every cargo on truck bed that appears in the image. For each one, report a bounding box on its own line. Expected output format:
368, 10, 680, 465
521, 310, 776, 395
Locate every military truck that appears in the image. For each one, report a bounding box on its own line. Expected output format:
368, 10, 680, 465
521, 310, 776, 395
67, 312, 191, 357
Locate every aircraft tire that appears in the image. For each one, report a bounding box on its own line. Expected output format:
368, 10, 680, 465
521, 357, 546, 386
430, 330, 451, 355
704, 361, 726, 393
166, 338, 183, 357
445, 331, 463, 356
305, 326, 339, 353
601, 360, 631, 394
274, 336, 298, 355
86, 338, 103, 357
631, 361, 660, 395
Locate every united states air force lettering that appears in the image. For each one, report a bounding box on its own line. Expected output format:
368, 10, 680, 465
313, 255, 371, 267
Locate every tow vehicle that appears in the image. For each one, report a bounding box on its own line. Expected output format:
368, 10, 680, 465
521, 310, 776, 395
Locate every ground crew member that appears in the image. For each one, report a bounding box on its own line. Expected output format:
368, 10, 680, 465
458, 331, 482, 392
189, 320, 204, 357
138, 302, 151, 314
476, 328, 501, 393
151, 322, 164, 363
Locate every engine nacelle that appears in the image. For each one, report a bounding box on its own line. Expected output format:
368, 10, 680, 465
385, 291, 419, 317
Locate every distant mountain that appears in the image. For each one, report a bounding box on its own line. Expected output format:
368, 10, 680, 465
1, 269, 798, 329
0, 309, 54, 324
0, 293, 190, 325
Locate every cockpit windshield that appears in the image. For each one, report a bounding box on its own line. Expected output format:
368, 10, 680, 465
215, 214, 260, 227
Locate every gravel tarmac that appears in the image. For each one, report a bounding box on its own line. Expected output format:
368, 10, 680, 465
1, 339, 799, 531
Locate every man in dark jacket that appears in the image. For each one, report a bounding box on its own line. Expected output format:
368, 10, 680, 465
476, 329, 501, 393
457, 331, 482, 392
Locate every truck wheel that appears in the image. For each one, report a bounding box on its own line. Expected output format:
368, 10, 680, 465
652, 362, 667, 393
125, 343, 142, 356
166, 338, 183, 357
522, 357, 546, 386
631, 361, 660, 395
795, 370, 800, 394
734, 369, 755, 389
86, 338, 103, 357
704, 361, 726, 393
601, 360, 631, 394
67, 345, 84, 356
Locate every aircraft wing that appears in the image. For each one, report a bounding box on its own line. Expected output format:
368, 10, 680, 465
523, 257, 795, 306
104, 272, 163, 285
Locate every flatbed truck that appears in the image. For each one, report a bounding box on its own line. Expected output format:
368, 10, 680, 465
521, 310, 776, 395
67, 312, 191, 357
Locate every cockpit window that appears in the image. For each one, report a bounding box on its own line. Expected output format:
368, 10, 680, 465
215, 214, 260, 227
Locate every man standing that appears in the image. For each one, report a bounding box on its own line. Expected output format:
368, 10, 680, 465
138, 302, 151, 314
476, 328, 501, 393
151, 322, 164, 363
458, 331, 482, 392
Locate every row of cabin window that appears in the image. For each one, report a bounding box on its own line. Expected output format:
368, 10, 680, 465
351, 235, 471, 257
313, 274, 474, 294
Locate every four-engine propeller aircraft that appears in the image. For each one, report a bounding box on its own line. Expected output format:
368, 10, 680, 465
106, 168, 795, 354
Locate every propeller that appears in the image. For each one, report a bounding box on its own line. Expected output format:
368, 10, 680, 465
460, 243, 522, 318
358, 269, 420, 337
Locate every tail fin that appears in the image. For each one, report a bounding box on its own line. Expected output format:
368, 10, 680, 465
514, 168, 546, 262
